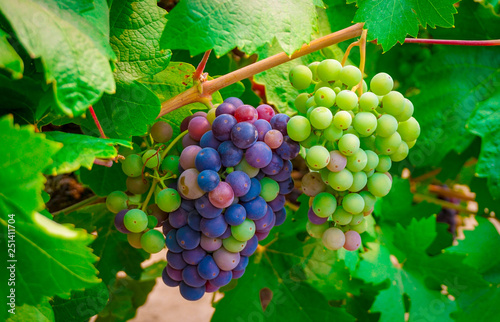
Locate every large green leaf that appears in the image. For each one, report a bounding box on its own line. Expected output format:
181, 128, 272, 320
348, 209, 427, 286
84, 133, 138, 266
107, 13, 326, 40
0, 0, 116, 116
353, 0, 457, 51
160, 0, 320, 56
43, 131, 132, 175
0, 28, 23, 78
80, 163, 128, 197
6, 298, 54, 322
109, 0, 171, 81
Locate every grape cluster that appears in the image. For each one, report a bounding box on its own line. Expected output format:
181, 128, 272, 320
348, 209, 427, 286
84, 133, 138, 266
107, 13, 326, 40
288, 59, 420, 251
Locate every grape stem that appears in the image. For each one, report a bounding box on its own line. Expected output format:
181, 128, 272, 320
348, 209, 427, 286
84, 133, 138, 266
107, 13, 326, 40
357, 30, 368, 97
157, 23, 365, 118
88, 105, 107, 139
141, 180, 157, 212
160, 129, 189, 159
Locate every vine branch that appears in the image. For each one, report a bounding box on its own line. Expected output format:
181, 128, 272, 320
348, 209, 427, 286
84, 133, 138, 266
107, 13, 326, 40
89, 105, 106, 139
402, 38, 500, 46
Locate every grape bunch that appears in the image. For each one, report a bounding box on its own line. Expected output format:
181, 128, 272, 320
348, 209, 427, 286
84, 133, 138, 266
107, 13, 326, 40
288, 59, 420, 251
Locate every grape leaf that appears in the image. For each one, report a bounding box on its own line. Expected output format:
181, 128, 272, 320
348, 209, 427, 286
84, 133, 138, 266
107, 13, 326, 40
6, 297, 54, 322
353, 0, 457, 51
469, 177, 500, 216
323, 0, 357, 34
109, 0, 171, 81
0, 28, 23, 78
451, 286, 500, 322
80, 163, 128, 197
476, 0, 500, 16
409, 46, 500, 168
0, 0, 116, 116
160, 0, 320, 56
43, 132, 132, 175
467, 91, 500, 197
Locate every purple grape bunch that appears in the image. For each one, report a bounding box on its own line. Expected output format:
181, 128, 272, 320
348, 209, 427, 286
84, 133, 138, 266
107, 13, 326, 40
161, 97, 299, 300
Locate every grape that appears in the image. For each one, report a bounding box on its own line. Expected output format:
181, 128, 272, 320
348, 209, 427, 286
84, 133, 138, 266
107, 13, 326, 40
224, 97, 244, 108
306, 145, 330, 170
161, 155, 181, 176
245, 141, 273, 168
178, 169, 205, 200
359, 92, 379, 111
314, 87, 336, 108
312, 192, 337, 218
390, 141, 409, 162
222, 236, 247, 252
166, 229, 183, 253
167, 265, 183, 281
217, 141, 244, 167
327, 150, 347, 172
322, 227, 345, 250
162, 219, 175, 236
376, 114, 398, 138
176, 225, 201, 250
188, 116, 211, 141
268, 194, 286, 211
182, 247, 206, 266
198, 255, 220, 280
350, 213, 364, 226
234, 158, 260, 178
230, 122, 258, 149
333, 110, 352, 130
317, 59, 342, 82
323, 123, 342, 142
275, 136, 300, 160
238, 235, 257, 257
142, 149, 160, 168
179, 282, 205, 301
278, 177, 294, 195
306, 221, 329, 238
370, 72, 393, 96
256, 104, 275, 121
242, 197, 268, 220
114, 209, 131, 233
338, 133, 360, 156
359, 191, 377, 212
213, 248, 240, 271
156, 188, 181, 212
331, 207, 353, 225
200, 234, 222, 252
234, 105, 258, 123
308, 61, 320, 82
259, 177, 279, 201
182, 135, 199, 148
216, 102, 236, 116
353, 112, 377, 136
308, 207, 328, 225
349, 220, 367, 234
289, 65, 312, 90
182, 265, 207, 288
224, 204, 246, 226
295, 93, 310, 114
187, 211, 202, 231
151, 121, 173, 143
124, 209, 148, 233
254, 119, 272, 141
301, 172, 326, 197
339, 65, 362, 87
180, 115, 195, 132
375, 132, 401, 155
306, 96, 317, 110
346, 149, 368, 172
179, 145, 202, 170
398, 117, 420, 142
342, 193, 365, 214
140, 229, 165, 253
226, 171, 251, 197
395, 98, 414, 122
206, 108, 216, 124
310, 107, 333, 130
195, 147, 222, 172
200, 131, 221, 150
195, 195, 223, 218
255, 208, 274, 232
122, 154, 143, 177
328, 169, 353, 191
127, 232, 143, 248
262, 153, 284, 176
367, 173, 392, 197
381, 91, 405, 116
162, 268, 180, 287
287, 116, 311, 142
302, 133, 320, 148
376, 155, 392, 172
208, 181, 234, 209
106, 191, 128, 213
264, 129, 284, 149
269, 160, 292, 182
169, 208, 188, 228
240, 178, 261, 202
197, 170, 220, 192
343, 230, 361, 251
212, 114, 237, 141
349, 171, 368, 192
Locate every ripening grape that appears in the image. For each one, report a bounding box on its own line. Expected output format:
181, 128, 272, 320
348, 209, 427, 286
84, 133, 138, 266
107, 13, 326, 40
332, 207, 353, 225
127, 232, 143, 249
289, 65, 312, 90
301, 172, 326, 197
370, 72, 393, 96
141, 229, 165, 253
398, 117, 421, 142
151, 121, 173, 143
310, 107, 333, 130
314, 87, 336, 108
287, 116, 311, 142
336, 90, 358, 111
338, 134, 360, 156
367, 173, 392, 197
306, 221, 329, 238
106, 191, 128, 213
328, 169, 353, 191
376, 114, 398, 138
294, 93, 309, 114
317, 59, 342, 82
322, 227, 345, 250
327, 150, 347, 172
343, 230, 362, 251
339, 65, 362, 87
122, 154, 143, 177
312, 192, 337, 218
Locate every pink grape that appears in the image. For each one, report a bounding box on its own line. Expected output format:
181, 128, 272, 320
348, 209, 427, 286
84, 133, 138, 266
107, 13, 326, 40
264, 130, 284, 149
179, 145, 202, 169
208, 181, 235, 208
343, 230, 361, 251
188, 116, 211, 141
256, 104, 275, 121
234, 105, 258, 123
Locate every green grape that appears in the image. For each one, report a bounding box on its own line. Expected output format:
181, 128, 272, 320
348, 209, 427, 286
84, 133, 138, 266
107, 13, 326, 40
106, 191, 128, 213
150, 121, 173, 143
295, 93, 310, 114
206, 108, 216, 124
129, 194, 142, 203
342, 193, 365, 214
223, 236, 247, 253
376, 155, 392, 172
320, 168, 331, 186
312, 192, 337, 218
346, 149, 368, 172
142, 149, 160, 169
310, 107, 333, 130
308, 61, 321, 82
381, 91, 405, 116
126, 176, 150, 195
375, 132, 402, 155
367, 173, 392, 197
390, 141, 409, 162
306, 106, 315, 119
360, 136, 376, 151
348, 171, 367, 192
156, 188, 181, 212
336, 90, 358, 111
161, 155, 180, 176
147, 215, 158, 229
359, 92, 379, 112
328, 169, 353, 191
231, 219, 256, 241
306, 221, 329, 238
306, 146, 331, 170
324, 123, 343, 142
301, 172, 326, 197
314, 81, 331, 92
289, 65, 313, 90
370, 72, 393, 96
398, 117, 420, 142
322, 227, 345, 250
306, 96, 317, 109
124, 209, 148, 233
333, 110, 352, 130
362, 80, 368, 93
301, 132, 321, 149
122, 154, 143, 177
317, 59, 342, 82
140, 229, 165, 253
363, 150, 379, 172
349, 219, 367, 234
235, 158, 259, 178
353, 112, 377, 136
376, 114, 398, 137
314, 87, 336, 108
127, 232, 143, 249
118, 144, 141, 162
349, 214, 364, 226
338, 134, 360, 156
260, 177, 280, 201
332, 207, 353, 225
395, 98, 414, 122
287, 116, 312, 141
407, 140, 416, 148
339, 65, 362, 87
366, 169, 375, 177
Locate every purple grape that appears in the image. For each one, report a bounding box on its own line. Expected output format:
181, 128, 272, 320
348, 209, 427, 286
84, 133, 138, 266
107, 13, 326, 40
224, 97, 244, 108
216, 102, 236, 116
195, 195, 223, 218
231, 122, 258, 149
225, 171, 251, 197
234, 255, 249, 271
200, 234, 222, 252
217, 141, 243, 167
232, 269, 245, 279
308, 207, 328, 225
200, 131, 221, 150
210, 270, 232, 287
197, 170, 220, 192
165, 229, 183, 253
176, 225, 201, 250
212, 114, 237, 141
169, 208, 188, 228
166, 264, 183, 281
195, 147, 221, 172
179, 281, 205, 301
162, 220, 174, 235
219, 225, 232, 239
278, 177, 295, 195
198, 255, 220, 280
274, 208, 287, 226
255, 207, 275, 232
182, 265, 207, 287
242, 196, 268, 220
224, 204, 246, 226
182, 246, 207, 265
241, 235, 259, 256
255, 231, 270, 241
114, 209, 131, 234
180, 199, 195, 212
205, 281, 219, 293
261, 152, 284, 176
182, 135, 199, 147
179, 145, 202, 170
268, 194, 286, 212
270, 114, 290, 135
234, 105, 258, 123
269, 160, 292, 182
255, 171, 266, 180
276, 136, 300, 160
253, 119, 272, 141
213, 248, 240, 271
167, 250, 187, 270
245, 142, 273, 168
187, 211, 202, 231
162, 267, 180, 287
200, 215, 228, 238
240, 178, 261, 202
188, 116, 211, 141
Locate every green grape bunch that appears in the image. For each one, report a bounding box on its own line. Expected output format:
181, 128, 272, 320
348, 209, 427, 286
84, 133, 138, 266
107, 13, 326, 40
289, 59, 420, 252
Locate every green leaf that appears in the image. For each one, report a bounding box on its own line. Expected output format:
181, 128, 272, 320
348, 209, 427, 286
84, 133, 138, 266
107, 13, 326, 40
0, 0, 116, 116
161, 0, 320, 56
353, 0, 457, 51
6, 297, 54, 322
109, 0, 171, 81
470, 176, 500, 216
80, 163, 128, 197
323, 0, 357, 33
0, 28, 23, 78
467, 91, 500, 197
476, 0, 500, 16
217, 79, 245, 99
409, 46, 500, 167
451, 285, 500, 321
43, 132, 132, 175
